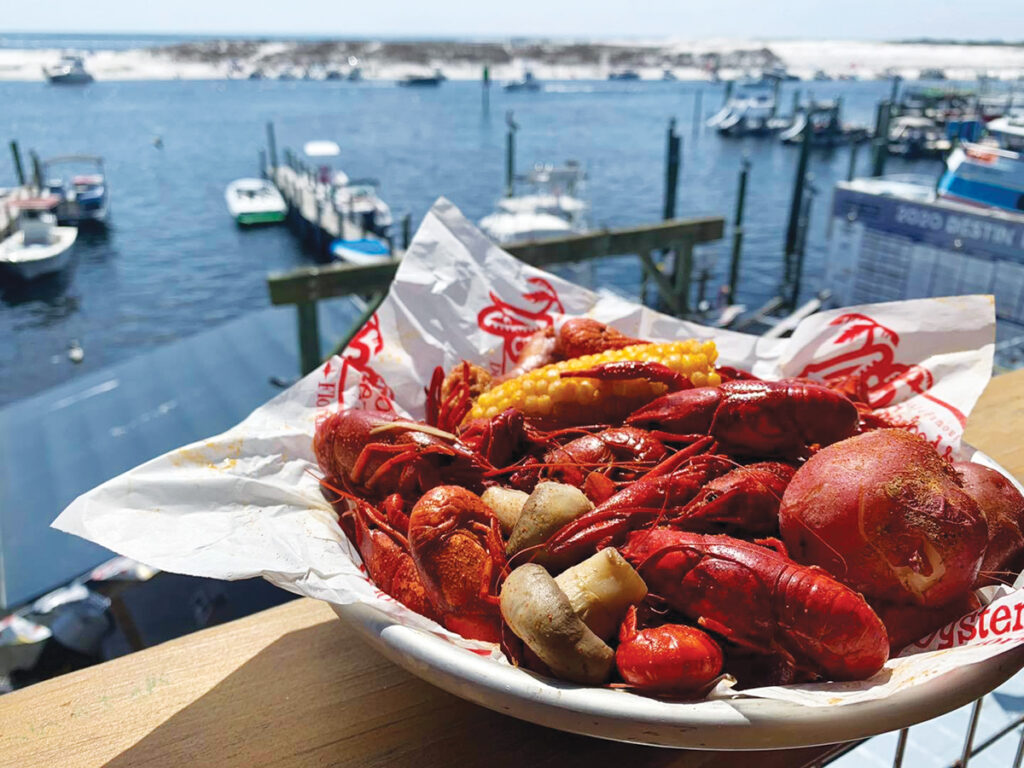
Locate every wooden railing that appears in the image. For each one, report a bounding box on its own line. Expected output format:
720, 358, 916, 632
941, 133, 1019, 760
267, 216, 725, 374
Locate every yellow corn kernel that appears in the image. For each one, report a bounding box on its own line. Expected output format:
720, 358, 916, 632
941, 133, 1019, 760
465, 339, 720, 425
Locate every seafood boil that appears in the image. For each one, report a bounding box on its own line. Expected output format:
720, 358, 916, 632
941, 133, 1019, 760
314, 317, 1024, 699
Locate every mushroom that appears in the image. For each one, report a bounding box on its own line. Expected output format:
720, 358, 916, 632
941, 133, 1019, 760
500, 563, 614, 685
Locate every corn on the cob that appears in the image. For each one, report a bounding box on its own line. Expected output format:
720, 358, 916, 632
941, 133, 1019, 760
466, 339, 720, 426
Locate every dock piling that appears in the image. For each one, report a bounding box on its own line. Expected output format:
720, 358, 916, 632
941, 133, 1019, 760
692, 90, 703, 134
847, 137, 860, 181
9, 140, 25, 186
783, 117, 812, 308
663, 118, 681, 221
402, 213, 412, 250
727, 157, 750, 303
482, 65, 490, 113
871, 100, 892, 177
505, 111, 518, 198
29, 150, 42, 191
266, 121, 278, 172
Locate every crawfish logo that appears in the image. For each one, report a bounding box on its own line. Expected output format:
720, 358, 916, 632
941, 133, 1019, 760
797, 313, 934, 409
477, 277, 565, 373
322, 313, 396, 413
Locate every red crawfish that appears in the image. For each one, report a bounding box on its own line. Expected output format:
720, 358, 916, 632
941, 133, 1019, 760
539, 442, 796, 569
615, 605, 723, 697
626, 379, 860, 458
620, 529, 890, 681
409, 485, 506, 643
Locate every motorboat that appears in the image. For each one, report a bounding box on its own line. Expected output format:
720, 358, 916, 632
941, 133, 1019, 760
330, 237, 392, 265
938, 143, 1024, 214
608, 70, 640, 81
712, 81, 786, 137
43, 55, 93, 85
504, 72, 541, 92
43, 155, 108, 225
399, 69, 445, 87
662, 69, 678, 81
986, 113, 1024, 152
224, 178, 287, 226
779, 101, 870, 147
0, 198, 78, 280
332, 173, 394, 238
479, 161, 588, 244
887, 116, 952, 159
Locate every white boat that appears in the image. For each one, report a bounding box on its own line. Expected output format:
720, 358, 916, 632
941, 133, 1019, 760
331, 171, 393, 238
330, 237, 392, 265
44, 155, 109, 225
43, 55, 93, 85
224, 179, 287, 226
479, 162, 587, 244
0, 198, 78, 280
986, 112, 1024, 152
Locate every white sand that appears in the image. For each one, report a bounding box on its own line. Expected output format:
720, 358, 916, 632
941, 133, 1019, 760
4, 39, 1024, 82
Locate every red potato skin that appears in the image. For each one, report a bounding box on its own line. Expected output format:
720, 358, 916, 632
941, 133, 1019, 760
779, 430, 988, 607
955, 462, 1024, 588
871, 593, 982, 654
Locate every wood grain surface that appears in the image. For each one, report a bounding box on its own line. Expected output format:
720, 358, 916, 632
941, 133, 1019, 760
3, 369, 1023, 768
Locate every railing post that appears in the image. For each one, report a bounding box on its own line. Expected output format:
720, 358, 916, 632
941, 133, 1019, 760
296, 301, 321, 375
727, 157, 750, 303
672, 238, 693, 316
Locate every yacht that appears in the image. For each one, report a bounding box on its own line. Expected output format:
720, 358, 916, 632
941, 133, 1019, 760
225, 178, 287, 226
0, 198, 78, 280
43, 55, 93, 85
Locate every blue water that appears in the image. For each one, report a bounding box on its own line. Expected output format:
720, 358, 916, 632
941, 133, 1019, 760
0, 76, 945, 405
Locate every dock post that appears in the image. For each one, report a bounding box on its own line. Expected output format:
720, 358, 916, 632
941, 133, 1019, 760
847, 138, 860, 181
505, 110, 517, 198
692, 90, 703, 134
482, 65, 490, 113
9, 141, 26, 186
663, 118, 681, 220
783, 117, 812, 308
727, 157, 750, 303
671, 239, 694, 316
871, 100, 892, 177
266, 121, 278, 172
402, 213, 412, 250
790, 177, 816, 308
297, 302, 321, 375
29, 150, 42, 191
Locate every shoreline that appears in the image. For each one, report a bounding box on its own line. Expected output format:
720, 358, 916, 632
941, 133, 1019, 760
4, 38, 1024, 83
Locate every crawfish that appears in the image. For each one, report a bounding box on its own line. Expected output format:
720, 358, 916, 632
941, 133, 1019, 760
314, 408, 491, 502
331, 491, 438, 622
540, 445, 795, 568
621, 529, 890, 681
627, 379, 860, 458
409, 485, 506, 643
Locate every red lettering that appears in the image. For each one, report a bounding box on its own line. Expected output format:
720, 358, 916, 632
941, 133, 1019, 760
937, 621, 956, 650
957, 612, 979, 645
1012, 601, 1024, 631
977, 607, 990, 639
991, 605, 1012, 635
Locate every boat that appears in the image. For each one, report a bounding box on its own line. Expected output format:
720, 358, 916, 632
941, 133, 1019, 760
479, 161, 587, 245
608, 70, 640, 81
0, 198, 78, 280
986, 112, 1024, 152
330, 237, 392, 265
503, 72, 541, 92
712, 81, 788, 137
812, 70, 831, 81
224, 179, 287, 226
779, 101, 870, 147
887, 115, 952, 159
43, 155, 109, 225
399, 69, 445, 87
42, 55, 93, 85
919, 68, 947, 81
662, 69, 678, 82
332, 173, 394, 238
937, 143, 1024, 214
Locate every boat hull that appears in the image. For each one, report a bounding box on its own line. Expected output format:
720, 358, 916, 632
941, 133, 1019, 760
0, 227, 78, 280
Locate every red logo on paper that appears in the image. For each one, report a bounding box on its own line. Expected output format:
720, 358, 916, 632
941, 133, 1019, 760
797, 313, 935, 410
477, 277, 564, 374
317, 313, 396, 413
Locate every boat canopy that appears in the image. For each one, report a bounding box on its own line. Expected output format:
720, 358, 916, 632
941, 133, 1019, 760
304, 141, 341, 158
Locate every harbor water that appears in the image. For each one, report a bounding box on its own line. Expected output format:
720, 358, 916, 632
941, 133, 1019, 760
0, 76, 958, 405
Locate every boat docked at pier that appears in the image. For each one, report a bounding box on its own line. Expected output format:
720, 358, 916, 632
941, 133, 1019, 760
225, 178, 287, 226
887, 115, 952, 159
0, 198, 78, 280
43, 155, 108, 225
43, 55, 93, 85
478, 161, 587, 245
779, 100, 869, 147
708, 81, 788, 138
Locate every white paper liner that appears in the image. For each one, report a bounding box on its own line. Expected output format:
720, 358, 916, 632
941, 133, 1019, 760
54, 197, 1017, 706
